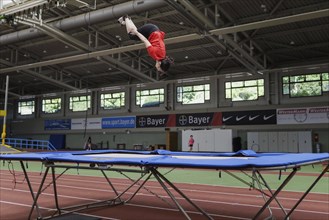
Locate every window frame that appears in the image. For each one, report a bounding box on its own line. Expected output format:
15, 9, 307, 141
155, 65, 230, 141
17, 99, 35, 116
176, 83, 210, 105
282, 72, 328, 98
42, 97, 62, 114
135, 87, 165, 108
225, 79, 264, 102
68, 94, 91, 112
100, 91, 125, 110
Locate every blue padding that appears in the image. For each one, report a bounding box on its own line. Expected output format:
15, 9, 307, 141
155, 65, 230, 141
0, 150, 328, 169
232, 150, 258, 157
49, 134, 65, 149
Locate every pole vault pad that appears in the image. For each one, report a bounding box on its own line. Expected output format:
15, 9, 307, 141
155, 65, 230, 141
50, 214, 101, 220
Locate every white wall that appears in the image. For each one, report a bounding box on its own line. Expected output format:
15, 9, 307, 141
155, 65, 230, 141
182, 129, 232, 152
247, 131, 312, 153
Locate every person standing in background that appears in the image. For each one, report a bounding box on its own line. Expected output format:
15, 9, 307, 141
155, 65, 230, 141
188, 135, 194, 152
85, 136, 92, 151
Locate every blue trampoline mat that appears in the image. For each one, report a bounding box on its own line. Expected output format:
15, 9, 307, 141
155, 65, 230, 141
0, 150, 328, 169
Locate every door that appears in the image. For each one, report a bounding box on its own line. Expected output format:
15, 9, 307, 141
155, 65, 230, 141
247, 132, 259, 151
298, 131, 312, 153
288, 132, 298, 152
268, 132, 278, 152
278, 132, 288, 152
258, 132, 269, 152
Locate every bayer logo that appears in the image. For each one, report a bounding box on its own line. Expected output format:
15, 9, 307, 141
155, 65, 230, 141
138, 117, 146, 127
179, 115, 188, 126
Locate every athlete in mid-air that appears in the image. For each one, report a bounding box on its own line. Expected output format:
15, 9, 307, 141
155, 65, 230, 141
118, 15, 173, 74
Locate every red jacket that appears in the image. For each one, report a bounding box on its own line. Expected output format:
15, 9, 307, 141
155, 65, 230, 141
147, 31, 166, 61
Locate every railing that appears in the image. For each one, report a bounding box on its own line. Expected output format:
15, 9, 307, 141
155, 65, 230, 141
0, 138, 57, 151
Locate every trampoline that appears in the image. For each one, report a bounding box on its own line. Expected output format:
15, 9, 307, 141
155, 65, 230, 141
0, 149, 328, 220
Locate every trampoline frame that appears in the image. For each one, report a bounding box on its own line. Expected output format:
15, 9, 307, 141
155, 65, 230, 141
1, 151, 328, 220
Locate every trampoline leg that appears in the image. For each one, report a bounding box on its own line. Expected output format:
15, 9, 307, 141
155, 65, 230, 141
51, 166, 61, 215
118, 170, 175, 208
284, 164, 329, 220
111, 172, 150, 202
151, 168, 214, 220
150, 168, 192, 220
224, 170, 273, 198
253, 168, 297, 220
28, 166, 50, 220
256, 171, 288, 217
100, 170, 120, 196
124, 172, 153, 203
252, 171, 273, 219
20, 161, 42, 219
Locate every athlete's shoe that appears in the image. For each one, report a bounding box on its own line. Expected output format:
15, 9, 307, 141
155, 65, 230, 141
117, 15, 130, 25
117, 16, 125, 25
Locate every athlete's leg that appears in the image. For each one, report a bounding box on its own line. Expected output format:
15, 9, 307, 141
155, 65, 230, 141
118, 16, 138, 34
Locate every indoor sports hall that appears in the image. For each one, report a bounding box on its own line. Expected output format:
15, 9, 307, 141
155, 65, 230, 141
0, 0, 328, 219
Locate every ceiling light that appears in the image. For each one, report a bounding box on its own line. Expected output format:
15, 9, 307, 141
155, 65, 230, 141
179, 21, 184, 25
185, 56, 189, 59
290, 41, 295, 45
43, 50, 47, 53
64, 45, 69, 48
260, 4, 267, 12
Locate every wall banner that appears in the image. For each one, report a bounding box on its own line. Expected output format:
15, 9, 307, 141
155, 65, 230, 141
44, 119, 71, 130
277, 106, 329, 124
136, 114, 175, 128
176, 112, 222, 127
102, 116, 136, 129
71, 118, 102, 130
222, 109, 276, 125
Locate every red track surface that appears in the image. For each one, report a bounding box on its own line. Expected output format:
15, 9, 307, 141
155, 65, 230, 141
0, 170, 328, 220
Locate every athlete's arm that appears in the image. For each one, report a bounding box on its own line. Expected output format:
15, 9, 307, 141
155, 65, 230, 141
131, 29, 151, 48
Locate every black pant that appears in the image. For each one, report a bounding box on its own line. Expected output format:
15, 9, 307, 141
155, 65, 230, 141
128, 23, 159, 41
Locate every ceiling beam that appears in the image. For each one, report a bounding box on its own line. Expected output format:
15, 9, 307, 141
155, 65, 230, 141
14, 14, 157, 83
1, 7, 328, 74
166, 0, 264, 73
209, 8, 329, 36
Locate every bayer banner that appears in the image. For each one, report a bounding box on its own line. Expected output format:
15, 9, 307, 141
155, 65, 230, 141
222, 109, 276, 125
277, 106, 329, 124
176, 112, 222, 127
102, 116, 135, 128
136, 114, 176, 128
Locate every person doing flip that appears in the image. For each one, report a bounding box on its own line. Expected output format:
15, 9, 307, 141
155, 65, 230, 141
118, 15, 173, 74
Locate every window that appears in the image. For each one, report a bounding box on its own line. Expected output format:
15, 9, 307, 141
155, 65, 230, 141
225, 79, 264, 101
42, 97, 61, 114
177, 84, 210, 104
18, 100, 35, 116
100, 92, 125, 109
136, 88, 164, 107
282, 73, 329, 97
69, 95, 91, 112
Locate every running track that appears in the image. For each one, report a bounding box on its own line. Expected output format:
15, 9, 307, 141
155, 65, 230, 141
0, 170, 328, 220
